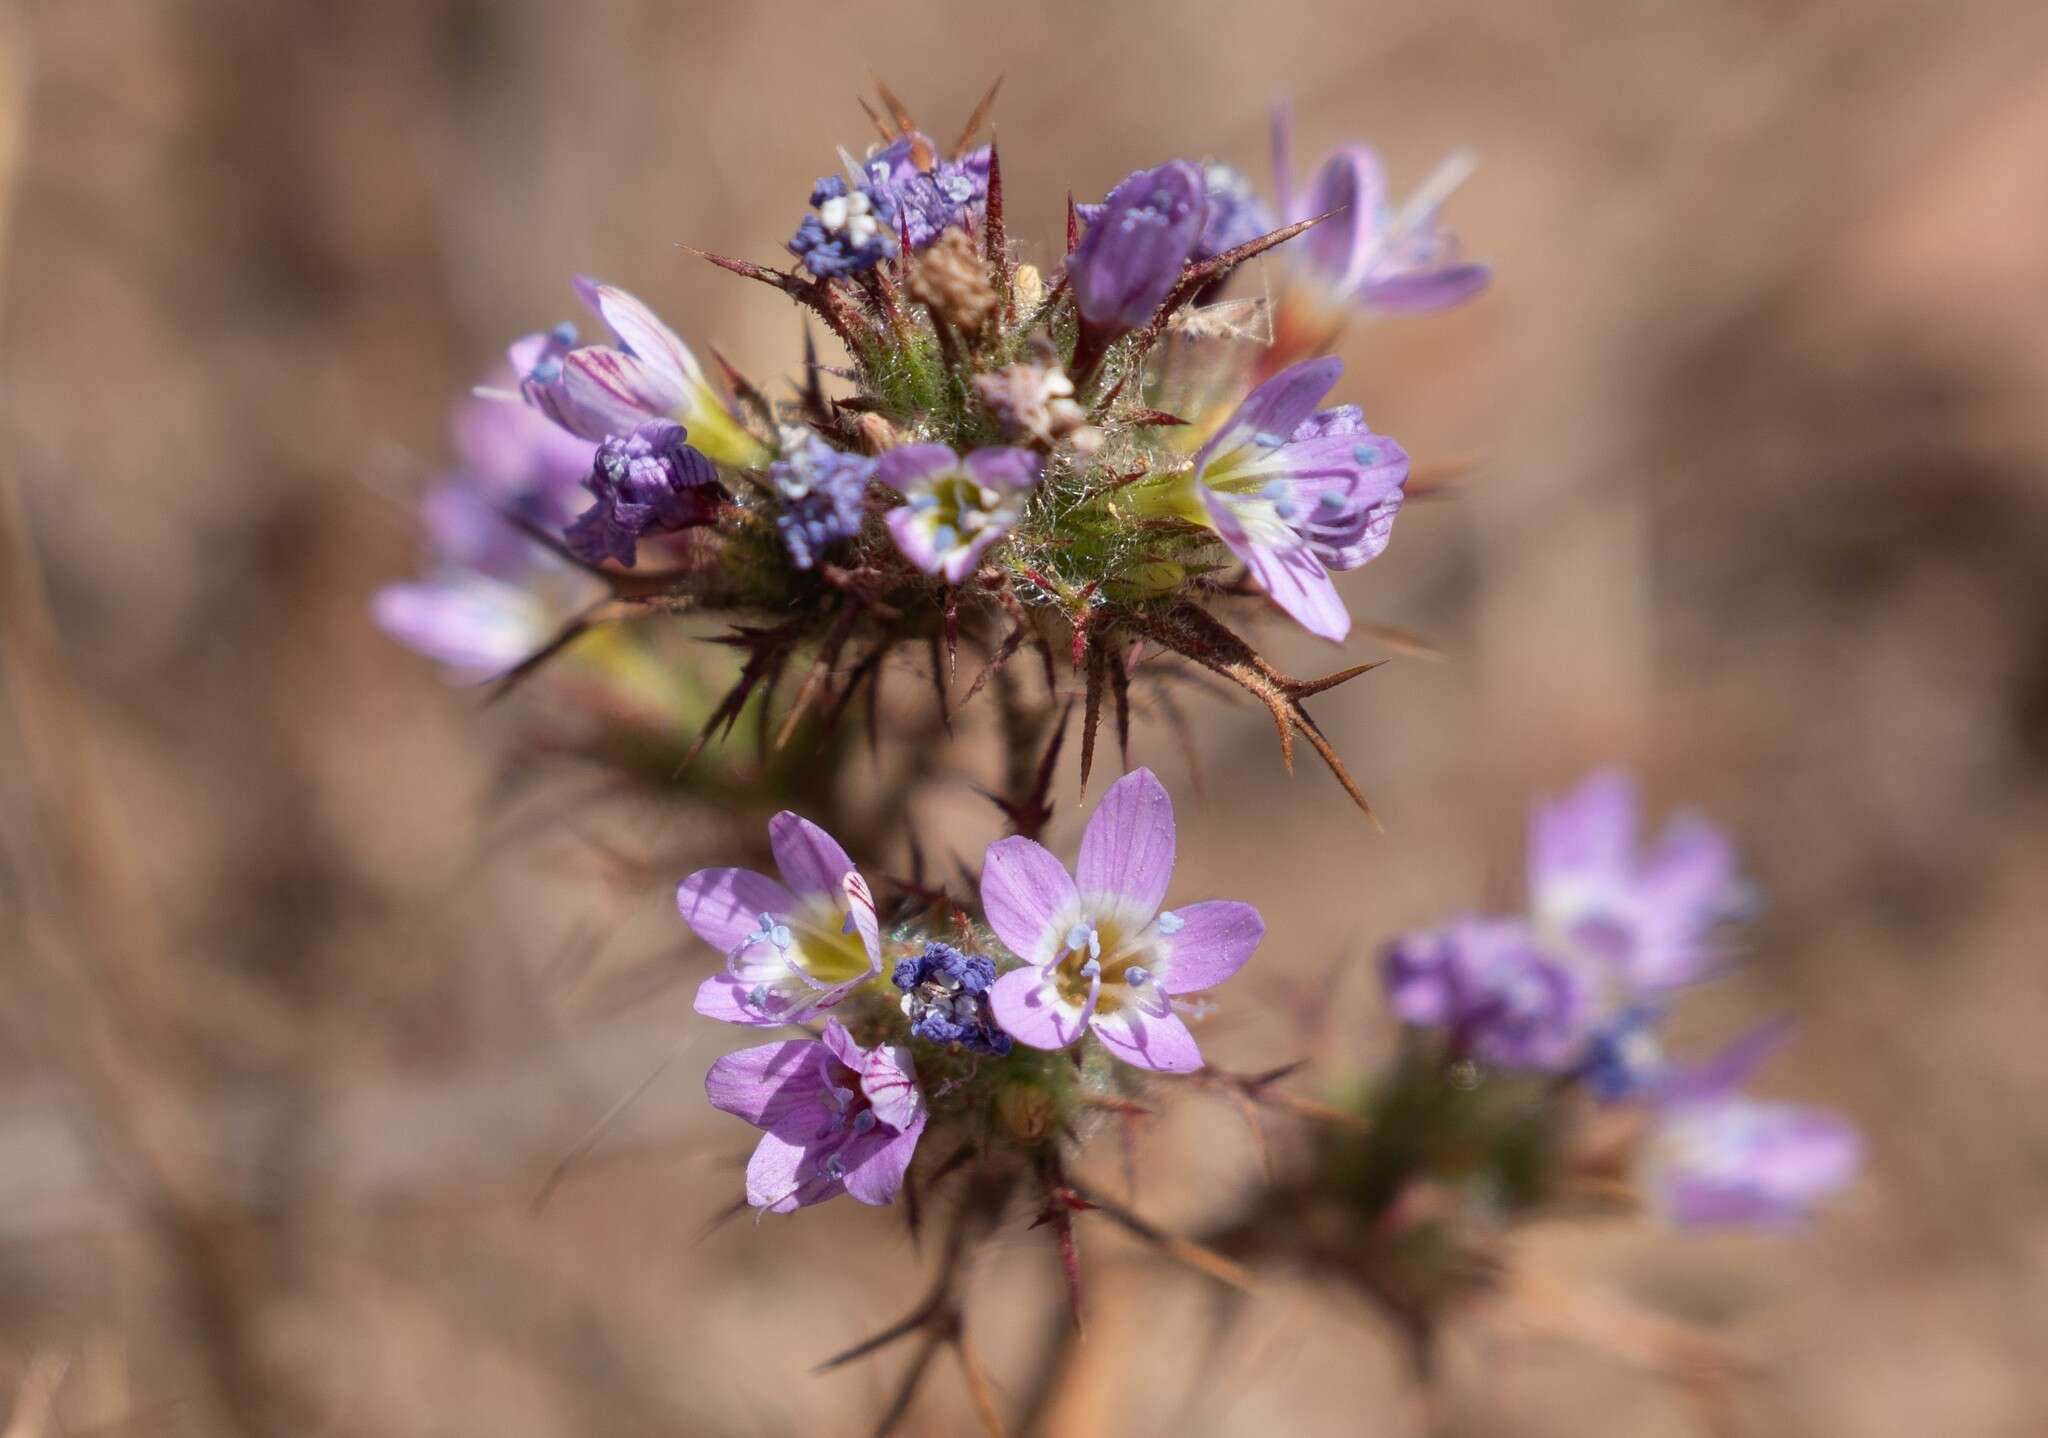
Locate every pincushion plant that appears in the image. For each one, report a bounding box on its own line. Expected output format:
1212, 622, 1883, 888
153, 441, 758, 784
376, 84, 1857, 1433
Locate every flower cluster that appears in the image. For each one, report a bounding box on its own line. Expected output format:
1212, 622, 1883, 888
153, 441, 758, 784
685, 769, 1258, 1211
1380, 770, 1860, 1228
373, 89, 1491, 802
372, 85, 1860, 1431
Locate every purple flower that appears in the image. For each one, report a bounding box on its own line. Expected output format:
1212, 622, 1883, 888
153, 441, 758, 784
682, 812, 883, 1027
876, 444, 1040, 583
787, 174, 899, 279
1272, 106, 1490, 316
513, 278, 768, 469
563, 420, 722, 568
705, 1019, 927, 1213
1068, 161, 1207, 337
374, 381, 598, 680
787, 136, 991, 280
983, 768, 1263, 1073
1649, 1099, 1861, 1229
862, 135, 991, 249
1642, 1030, 1858, 1228
1382, 918, 1593, 1071
1528, 770, 1746, 993
893, 941, 1012, 1056
1140, 357, 1407, 641
771, 436, 877, 571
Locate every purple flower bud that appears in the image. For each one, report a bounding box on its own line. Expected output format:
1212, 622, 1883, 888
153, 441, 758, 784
564, 421, 722, 568
1067, 161, 1207, 337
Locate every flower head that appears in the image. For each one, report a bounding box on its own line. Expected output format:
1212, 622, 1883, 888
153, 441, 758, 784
983, 768, 1263, 1072
514, 278, 768, 468
771, 436, 878, 571
705, 1019, 927, 1213
564, 421, 722, 568
893, 941, 1012, 1056
1272, 106, 1490, 317
1068, 161, 1207, 337
682, 812, 883, 1027
1382, 917, 1592, 1072
876, 444, 1040, 582
1144, 357, 1408, 641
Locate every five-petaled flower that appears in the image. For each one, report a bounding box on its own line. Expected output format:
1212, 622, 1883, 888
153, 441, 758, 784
515, 277, 769, 469
1141, 356, 1408, 642
877, 443, 1040, 582
681, 812, 882, 1027
982, 767, 1264, 1072
706, 1019, 927, 1212
1382, 917, 1591, 1072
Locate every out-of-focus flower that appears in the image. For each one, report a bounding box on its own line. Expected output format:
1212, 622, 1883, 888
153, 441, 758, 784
564, 421, 722, 568
682, 812, 883, 1027
1642, 1029, 1859, 1228
374, 386, 596, 680
893, 941, 1013, 1056
876, 444, 1041, 582
1135, 356, 1408, 641
706, 1019, 927, 1212
771, 436, 878, 571
1068, 161, 1207, 338
1528, 770, 1746, 993
1382, 917, 1592, 1071
515, 278, 769, 469
1272, 106, 1490, 317
984, 768, 1262, 1072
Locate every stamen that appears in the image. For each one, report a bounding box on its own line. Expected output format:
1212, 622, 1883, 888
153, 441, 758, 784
822, 1152, 846, 1181
1352, 444, 1381, 465
1065, 922, 1101, 959
1155, 910, 1184, 936
1079, 957, 1102, 980
1123, 965, 1151, 986
851, 1110, 878, 1135
548, 321, 578, 346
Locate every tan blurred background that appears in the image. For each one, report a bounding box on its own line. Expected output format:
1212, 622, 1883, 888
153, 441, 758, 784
3, 0, 2048, 1433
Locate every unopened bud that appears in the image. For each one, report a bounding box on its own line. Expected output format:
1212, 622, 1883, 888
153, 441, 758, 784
854, 412, 903, 456
998, 1083, 1056, 1143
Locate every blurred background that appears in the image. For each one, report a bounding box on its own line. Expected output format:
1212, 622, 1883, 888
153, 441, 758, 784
3, 0, 2047, 1433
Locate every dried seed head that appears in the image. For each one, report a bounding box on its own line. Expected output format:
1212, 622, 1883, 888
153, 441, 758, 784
997, 1083, 1057, 1143
906, 228, 1001, 334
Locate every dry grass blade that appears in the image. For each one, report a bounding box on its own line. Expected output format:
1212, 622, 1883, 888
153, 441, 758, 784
774, 600, 862, 749
953, 1333, 1009, 1438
